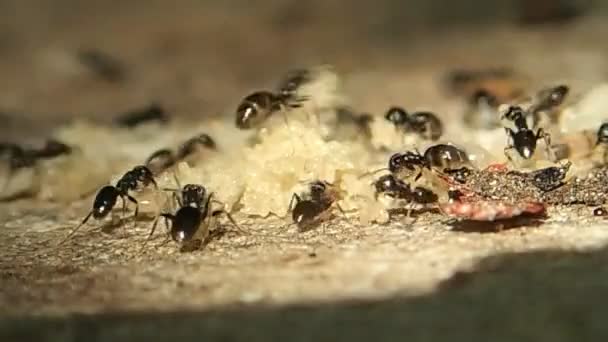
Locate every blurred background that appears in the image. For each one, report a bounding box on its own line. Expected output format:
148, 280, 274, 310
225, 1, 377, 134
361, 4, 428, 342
0, 0, 603, 141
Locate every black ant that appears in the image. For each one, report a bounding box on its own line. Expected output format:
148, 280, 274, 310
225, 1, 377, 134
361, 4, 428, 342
423, 144, 471, 171
384, 107, 443, 141
502, 105, 553, 162
115, 103, 168, 128
385, 144, 470, 182
530, 85, 569, 126
176, 133, 217, 159
235, 90, 307, 129
77, 48, 126, 83
464, 89, 501, 129
1, 139, 73, 199
288, 180, 343, 231
143, 180, 242, 252
276, 68, 311, 100
59, 165, 157, 244
144, 133, 217, 174
373, 174, 438, 204
373, 174, 438, 221
145, 148, 176, 175
31, 139, 73, 159
528, 161, 571, 192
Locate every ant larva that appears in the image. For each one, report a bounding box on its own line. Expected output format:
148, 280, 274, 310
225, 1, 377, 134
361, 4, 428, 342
114, 103, 168, 128
384, 107, 443, 141
145, 133, 217, 174
143, 180, 243, 252
59, 165, 157, 244
501, 105, 554, 163
288, 180, 344, 231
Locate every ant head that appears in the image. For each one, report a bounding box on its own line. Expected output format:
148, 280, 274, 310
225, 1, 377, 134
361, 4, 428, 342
597, 122, 608, 145
195, 133, 217, 149
277, 68, 310, 98
132, 165, 154, 182
235, 91, 274, 129
503, 105, 526, 122
471, 89, 499, 107
385, 106, 409, 126
182, 184, 206, 207
537, 85, 569, 110
92, 185, 119, 219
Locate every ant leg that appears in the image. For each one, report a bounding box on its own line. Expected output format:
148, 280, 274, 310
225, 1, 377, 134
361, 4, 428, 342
57, 211, 93, 245
537, 128, 556, 162
335, 203, 348, 220
126, 195, 139, 224
136, 215, 162, 256
212, 209, 249, 235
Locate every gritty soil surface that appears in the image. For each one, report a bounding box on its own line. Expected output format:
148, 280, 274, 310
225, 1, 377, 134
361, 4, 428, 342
3, 1, 608, 341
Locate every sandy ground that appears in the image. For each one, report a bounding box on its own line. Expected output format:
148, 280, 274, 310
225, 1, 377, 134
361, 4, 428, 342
2, 1, 608, 341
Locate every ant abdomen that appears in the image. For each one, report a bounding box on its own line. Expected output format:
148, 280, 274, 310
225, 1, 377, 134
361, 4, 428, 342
92, 185, 120, 219
423, 144, 470, 171
235, 91, 278, 129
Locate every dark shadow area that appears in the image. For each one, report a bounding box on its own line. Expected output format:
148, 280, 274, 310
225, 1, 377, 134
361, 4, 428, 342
4, 244, 608, 341
448, 215, 547, 233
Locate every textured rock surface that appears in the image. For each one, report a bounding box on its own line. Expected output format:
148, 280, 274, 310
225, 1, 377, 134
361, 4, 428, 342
2, 1, 608, 341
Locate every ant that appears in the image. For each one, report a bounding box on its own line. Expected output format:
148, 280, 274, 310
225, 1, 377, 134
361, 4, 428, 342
528, 161, 571, 192
464, 89, 502, 129
144, 179, 242, 252
373, 174, 438, 204
31, 139, 73, 159
423, 144, 471, 171
77, 48, 126, 83
501, 105, 553, 162
385, 106, 443, 141
0, 139, 73, 199
114, 103, 168, 128
59, 165, 157, 244
593, 122, 608, 164
144, 133, 217, 174
386, 144, 471, 182
235, 90, 307, 129
276, 68, 311, 100
288, 180, 343, 231
529, 85, 569, 126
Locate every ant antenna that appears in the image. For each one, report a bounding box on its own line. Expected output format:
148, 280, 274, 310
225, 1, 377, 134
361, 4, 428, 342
358, 167, 389, 179
57, 211, 93, 246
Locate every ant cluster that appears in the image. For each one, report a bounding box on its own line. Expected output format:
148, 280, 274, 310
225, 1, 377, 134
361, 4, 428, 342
5, 64, 608, 254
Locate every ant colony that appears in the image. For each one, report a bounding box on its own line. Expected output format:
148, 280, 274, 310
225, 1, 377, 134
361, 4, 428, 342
7, 64, 608, 251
